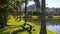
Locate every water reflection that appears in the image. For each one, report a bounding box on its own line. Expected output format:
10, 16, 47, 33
28, 18, 60, 33
28, 18, 60, 25
47, 25, 60, 33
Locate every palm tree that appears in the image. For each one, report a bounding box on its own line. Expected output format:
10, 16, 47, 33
24, 0, 28, 25
40, 0, 47, 34
33, 0, 47, 34
19, 2, 22, 21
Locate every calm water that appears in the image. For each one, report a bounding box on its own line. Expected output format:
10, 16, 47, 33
47, 25, 60, 33
28, 18, 60, 33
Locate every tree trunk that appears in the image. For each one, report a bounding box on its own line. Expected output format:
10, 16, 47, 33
19, 4, 21, 21
40, 0, 47, 34
24, 0, 28, 25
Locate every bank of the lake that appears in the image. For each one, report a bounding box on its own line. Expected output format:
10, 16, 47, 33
47, 25, 60, 33
0, 15, 58, 34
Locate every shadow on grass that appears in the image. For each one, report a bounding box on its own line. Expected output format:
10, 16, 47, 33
0, 25, 35, 34
0, 25, 22, 32
12, 26, 32, 34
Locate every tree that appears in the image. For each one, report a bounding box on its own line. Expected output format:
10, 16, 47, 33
0, 0, 22, 29
13, 0, 24, 21
24, 0, 28, 25
19, 0, 24, 21
0, 0, 11, 29
15, 0, 21, 20
33, 0, 47, 34
40, 0, 47, 34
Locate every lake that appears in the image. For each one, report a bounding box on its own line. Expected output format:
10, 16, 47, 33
28, 18, 60, 33
47, 25, 60, 33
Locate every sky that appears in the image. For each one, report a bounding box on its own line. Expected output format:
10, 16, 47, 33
27, 0, 60, 8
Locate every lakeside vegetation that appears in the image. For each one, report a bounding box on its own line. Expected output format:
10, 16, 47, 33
0, 15, 57, 34
0, 0, 60, 34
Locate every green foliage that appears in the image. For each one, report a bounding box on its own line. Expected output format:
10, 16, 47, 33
0, 0, 10, 28
0, 15, 57, 34
0, 0, 24, 29
0, 0, 9, 5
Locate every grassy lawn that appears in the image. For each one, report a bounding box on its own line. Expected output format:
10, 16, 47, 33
0, 15, 57, 34
53, 16, 60, 19
27, 15, 60, 19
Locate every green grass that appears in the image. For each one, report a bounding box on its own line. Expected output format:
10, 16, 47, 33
0, 15, 57, 34
53, 16, 60, 19
28, 15, 60, 19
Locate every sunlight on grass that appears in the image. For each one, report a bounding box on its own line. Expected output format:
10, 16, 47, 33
53, 16, 60, 19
